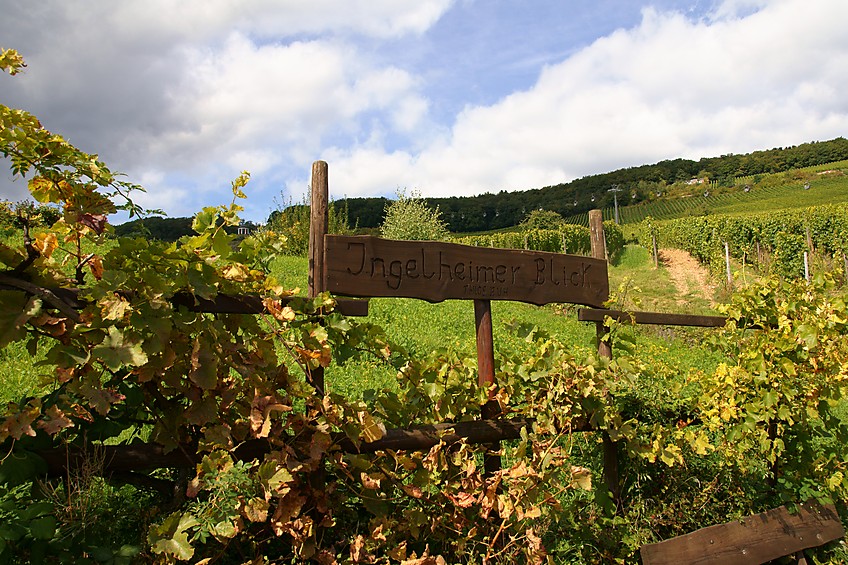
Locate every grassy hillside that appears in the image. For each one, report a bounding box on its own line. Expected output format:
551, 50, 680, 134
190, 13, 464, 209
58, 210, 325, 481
563, 163, 848, 225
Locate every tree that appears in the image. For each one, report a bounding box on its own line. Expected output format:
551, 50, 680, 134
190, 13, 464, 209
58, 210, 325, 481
519, 209, 565, 231
380, 189, 449, 241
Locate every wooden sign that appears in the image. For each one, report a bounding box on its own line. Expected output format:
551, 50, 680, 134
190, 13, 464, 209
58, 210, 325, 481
324, 235, 608, 307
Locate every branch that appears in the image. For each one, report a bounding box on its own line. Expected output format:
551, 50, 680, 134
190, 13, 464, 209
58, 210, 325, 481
30, 417, 597, 478
0, 273, 82, 323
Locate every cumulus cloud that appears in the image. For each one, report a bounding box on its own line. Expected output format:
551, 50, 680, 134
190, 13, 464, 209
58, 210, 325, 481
0, 0, 451, 215
323, 0, 848, 199
2, 0, 847, 220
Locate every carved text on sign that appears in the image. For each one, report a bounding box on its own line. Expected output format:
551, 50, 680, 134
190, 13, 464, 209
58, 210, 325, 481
324, 235, 609, 307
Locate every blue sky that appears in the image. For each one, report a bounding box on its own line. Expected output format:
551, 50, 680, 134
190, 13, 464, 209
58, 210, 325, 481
2, 0, 847, 223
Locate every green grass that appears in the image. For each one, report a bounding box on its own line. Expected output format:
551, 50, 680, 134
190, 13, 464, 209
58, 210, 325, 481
270, 248, 725, 400
708, 174, 848, 215
0, 244, 726, 405
564, 165, 848, 226
609, 245, 716, 315
0, 342, 49, 405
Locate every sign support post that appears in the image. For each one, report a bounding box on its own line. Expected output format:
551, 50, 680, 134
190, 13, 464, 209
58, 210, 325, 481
475, 299, 500, 475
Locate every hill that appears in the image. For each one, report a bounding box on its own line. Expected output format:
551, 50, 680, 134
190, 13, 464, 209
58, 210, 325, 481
334, 137, 848, 232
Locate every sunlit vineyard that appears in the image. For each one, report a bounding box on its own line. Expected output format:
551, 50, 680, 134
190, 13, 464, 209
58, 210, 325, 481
563, 160, 848, 226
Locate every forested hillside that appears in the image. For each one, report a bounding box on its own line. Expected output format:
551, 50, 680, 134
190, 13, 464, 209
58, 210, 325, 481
339, 137, 848, 232
115, 137, 848, 239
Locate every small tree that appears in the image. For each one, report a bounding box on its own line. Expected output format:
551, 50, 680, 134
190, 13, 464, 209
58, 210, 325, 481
380, 189, 449, 241
519, 209, 565, 231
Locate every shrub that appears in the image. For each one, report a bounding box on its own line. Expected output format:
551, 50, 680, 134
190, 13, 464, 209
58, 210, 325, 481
380, 190, 449, 241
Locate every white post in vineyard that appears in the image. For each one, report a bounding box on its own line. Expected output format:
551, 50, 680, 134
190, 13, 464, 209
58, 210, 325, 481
804, 251, 810, 282
725, 242, 732, 288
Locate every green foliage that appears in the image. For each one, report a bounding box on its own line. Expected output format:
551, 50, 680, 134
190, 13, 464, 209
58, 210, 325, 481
341, 139, 848, 232
3, 48, 848, 565
265, 194, 352, 256
632, 203, 848, 279
114, 216, 195, 241
380, 189, 449, 241
451, 221, 624, 262
453, 225, 591, 254
520, 209, 565, 230
603, 220, 625, 261
702, 274, 848, 505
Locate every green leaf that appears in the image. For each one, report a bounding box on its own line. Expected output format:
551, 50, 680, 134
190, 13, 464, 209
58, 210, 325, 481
0, 451, 47, 486
0, 291, 37, 348
91, 327, 148, 371
41, 341, 90, 368
148, 512, 199, 560
211, 520, 237, 539
28, 516, 57, 540
192, 207, 218, 234
21, 501, 53, 520
763, 391, 777, 407
189, 338, 218, 390
797, 323, 818, 349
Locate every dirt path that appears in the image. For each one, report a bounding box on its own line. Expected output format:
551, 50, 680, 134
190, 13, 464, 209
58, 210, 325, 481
658, 248, 716, 306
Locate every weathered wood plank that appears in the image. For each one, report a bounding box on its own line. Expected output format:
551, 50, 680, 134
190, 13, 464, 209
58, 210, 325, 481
578, 308, 727, 328
640, 502, 845, 565
324, 235, 609, 307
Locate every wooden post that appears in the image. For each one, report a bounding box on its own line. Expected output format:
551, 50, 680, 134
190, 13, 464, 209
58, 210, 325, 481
589, 211, 612, 358
589, 210, 618, 505
475, 299, 501, 476
308, 161, 329, 299
308, 160, 329, 395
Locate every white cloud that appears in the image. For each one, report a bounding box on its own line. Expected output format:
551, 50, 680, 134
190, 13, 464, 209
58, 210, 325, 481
3, 0, 847, 221
324, 0, 848, 199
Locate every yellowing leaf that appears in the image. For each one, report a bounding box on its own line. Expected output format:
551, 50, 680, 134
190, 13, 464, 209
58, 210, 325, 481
263, 298, 296, 322
360, 472, 382, 490
691, 432, 713, 456
29, 176, 62, 203
401, 484, 424, 499
448, 491, 476, 508
0, 399, 41, 441
221, 263, 251, 282
189, 337, 218, 390
358, 411, 385, 443
659, 444, 683, 467
231, 171, 250, 199
243, 498, 269, 522
350, 534, 367, 563
570, 466, 592, 490
249, 390, 290, 438
100, 294, 131, 320
36, 404, 74, 435
33, 232, 58, 258
92, 327, 148, 370
148, 512, 199, 560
